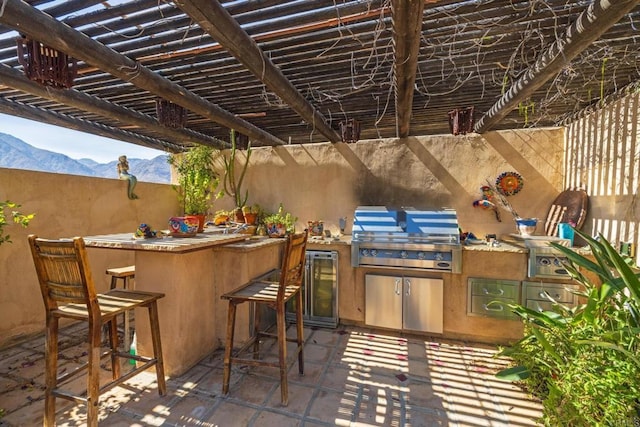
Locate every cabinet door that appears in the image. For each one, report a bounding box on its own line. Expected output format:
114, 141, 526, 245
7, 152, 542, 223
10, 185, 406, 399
403, 277, 443, 333
365, 274, 402, 329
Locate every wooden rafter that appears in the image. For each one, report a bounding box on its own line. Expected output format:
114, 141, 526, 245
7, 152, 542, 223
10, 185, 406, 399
474, 0, 640, 133
175, 0, 342, 143
0, 97, 183, 153
0, 0, 286, 147
0, 64, 227, 150
391, 0, 424, 138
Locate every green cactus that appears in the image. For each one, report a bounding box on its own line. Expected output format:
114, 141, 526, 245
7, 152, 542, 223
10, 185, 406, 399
222, 129, 252, 208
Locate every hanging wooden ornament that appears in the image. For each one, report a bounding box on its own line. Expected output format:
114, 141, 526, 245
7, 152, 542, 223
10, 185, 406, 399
156, 99, 187, 128
16, 37, 77, 88
339, 118, 361, 143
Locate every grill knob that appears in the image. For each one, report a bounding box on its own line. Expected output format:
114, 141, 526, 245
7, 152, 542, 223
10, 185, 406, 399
370, 249, 378, 257
400, 250, 408, 259
362, 249, 370, 257
417, 252, 425, 260
434, 252, 443, 261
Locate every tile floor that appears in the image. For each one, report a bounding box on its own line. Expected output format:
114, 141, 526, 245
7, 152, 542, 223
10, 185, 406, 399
0, 322, 543, 426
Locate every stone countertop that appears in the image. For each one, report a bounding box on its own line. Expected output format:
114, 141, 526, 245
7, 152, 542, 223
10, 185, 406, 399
307, 235, 352, 247
462, 240, 528, 253
212, 236, 285, 252
83, 230, 248, 253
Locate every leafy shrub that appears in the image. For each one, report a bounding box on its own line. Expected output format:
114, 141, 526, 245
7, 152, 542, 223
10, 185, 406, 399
497, 229, 640, 426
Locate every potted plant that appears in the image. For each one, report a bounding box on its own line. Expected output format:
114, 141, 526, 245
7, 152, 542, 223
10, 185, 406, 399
167, 145, 222, 232
222, 129, 251, 222
263, 203, 297, 238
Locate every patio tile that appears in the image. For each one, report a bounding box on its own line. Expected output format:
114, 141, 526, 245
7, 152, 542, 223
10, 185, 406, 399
203, 401, 257, 426
0, 322, 544, 426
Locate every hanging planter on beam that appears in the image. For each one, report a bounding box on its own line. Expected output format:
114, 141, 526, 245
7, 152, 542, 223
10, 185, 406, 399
156, 99, 187, 128
339, 118, 361, 143
447, 107, 475, 136
16, 36, 77, 88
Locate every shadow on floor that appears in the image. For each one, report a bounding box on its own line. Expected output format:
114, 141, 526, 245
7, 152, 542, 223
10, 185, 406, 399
0, 322, 543, 426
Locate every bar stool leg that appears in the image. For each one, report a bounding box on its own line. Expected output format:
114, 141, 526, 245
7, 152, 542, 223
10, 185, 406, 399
44, 314, 58, 427
123, 276, 132, 353
87, 321, 102, 427
148, 301, 166, 395
222, 302, 237, 395
276, 308, 288, 406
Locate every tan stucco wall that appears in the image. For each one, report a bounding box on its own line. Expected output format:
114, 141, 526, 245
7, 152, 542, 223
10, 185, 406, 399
565, 91, 640, 259
0, 168, 179, 348
1, 127, 565, 348
218, 128, 566, 240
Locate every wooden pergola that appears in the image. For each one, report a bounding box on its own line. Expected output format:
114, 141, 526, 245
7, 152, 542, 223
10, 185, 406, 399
0, 0, 638, 152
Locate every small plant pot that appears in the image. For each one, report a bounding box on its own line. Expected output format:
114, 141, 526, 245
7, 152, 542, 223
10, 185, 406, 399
244, 212, 257, 225
266, 223, 287, 238
234, 208, 245, 223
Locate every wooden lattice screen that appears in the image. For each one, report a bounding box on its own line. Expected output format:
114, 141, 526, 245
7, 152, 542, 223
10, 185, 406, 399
16, 37, 77, 89
448, 107, 475, 136
156, 99, 187, 128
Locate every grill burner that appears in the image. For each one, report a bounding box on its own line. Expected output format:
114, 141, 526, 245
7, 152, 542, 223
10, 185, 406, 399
351, 207, 461, 273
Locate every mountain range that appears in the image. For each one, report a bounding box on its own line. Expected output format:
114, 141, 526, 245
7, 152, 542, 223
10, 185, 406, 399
0, 132, 171, 183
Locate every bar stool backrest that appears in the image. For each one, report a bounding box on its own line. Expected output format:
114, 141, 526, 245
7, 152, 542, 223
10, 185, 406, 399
28, 235, 98, 316
277, 231, 308, 302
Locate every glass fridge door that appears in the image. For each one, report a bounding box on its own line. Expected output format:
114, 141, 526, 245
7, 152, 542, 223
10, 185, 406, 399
308, 251, 338, 326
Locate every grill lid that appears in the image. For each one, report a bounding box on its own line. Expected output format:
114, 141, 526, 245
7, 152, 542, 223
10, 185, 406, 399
352, 206, 460, 244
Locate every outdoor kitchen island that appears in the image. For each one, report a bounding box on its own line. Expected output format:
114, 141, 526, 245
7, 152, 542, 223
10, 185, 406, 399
83, 231, 285, 377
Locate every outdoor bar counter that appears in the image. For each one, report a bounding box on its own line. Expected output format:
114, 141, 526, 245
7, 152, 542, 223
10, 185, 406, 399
84, 231, 284, 376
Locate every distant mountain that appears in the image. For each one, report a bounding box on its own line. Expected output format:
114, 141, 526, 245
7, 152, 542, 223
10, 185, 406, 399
0, 132, 170, 183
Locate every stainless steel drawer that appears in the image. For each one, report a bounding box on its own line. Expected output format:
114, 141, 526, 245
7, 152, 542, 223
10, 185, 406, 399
469, 278, 520, 299
526, 300, 558, 313
523, 282, 578, 304
469, 295, 519, 320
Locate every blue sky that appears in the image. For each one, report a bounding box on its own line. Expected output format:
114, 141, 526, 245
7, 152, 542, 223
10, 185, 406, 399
0, 113, 167, 163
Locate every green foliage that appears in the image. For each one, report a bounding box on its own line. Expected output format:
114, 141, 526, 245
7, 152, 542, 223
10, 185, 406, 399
222, 129, 251, 208
0, 200, 34, 246
263, 203, 297, 233
497, 228, 640, 426
168, 145, 222, 215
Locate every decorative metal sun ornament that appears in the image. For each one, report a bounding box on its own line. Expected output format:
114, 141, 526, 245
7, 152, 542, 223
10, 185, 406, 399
495, 171, 524, 196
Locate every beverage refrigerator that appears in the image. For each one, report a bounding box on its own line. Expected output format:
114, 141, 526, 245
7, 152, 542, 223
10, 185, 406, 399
287, 250, 339, 328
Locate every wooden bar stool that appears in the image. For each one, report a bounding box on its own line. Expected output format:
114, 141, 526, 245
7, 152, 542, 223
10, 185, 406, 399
28, 235, 166, 427
221, 231, 308, 406
106, 265, 135, 351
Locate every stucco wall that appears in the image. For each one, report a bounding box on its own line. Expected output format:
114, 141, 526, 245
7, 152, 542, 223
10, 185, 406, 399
565, 90, 640, 259
0, 168, 179, 348
221, 128, 566, 239
0, 127, 565, 348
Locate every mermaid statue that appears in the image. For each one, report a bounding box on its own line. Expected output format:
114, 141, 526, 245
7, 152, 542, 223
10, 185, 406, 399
117, 155, 138, 199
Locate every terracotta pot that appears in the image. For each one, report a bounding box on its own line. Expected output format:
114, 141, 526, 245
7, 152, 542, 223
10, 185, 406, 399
244, 212, 257, 225
234, 208, 245, 223
190, 214, 206, 232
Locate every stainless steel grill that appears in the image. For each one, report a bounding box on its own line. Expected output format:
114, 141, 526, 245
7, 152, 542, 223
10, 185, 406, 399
523, 237, 571, 279
351, 206, 462, 273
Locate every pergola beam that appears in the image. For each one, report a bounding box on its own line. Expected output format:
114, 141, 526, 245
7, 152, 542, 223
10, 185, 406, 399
0, 1, 285, 147
391, 0, 425, 138
0, 64, 228, 150
474, 0, 640, 133
175, 0, 342, 143
0, 98, 183, 153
